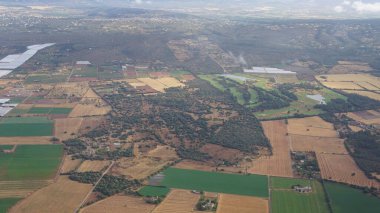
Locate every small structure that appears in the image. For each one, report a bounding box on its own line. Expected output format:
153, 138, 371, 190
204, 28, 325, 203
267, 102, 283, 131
76, 61, 91, 65
292, 185, 312, 193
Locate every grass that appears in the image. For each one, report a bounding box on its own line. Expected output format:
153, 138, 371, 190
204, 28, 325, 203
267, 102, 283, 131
0, 144, 63, 181
0, 198, 21, 213
28, 107, 72, 115
138, 186, 170, 197
199, 75, 226, 91
73, 66, 98, 78
0, 117, 53, 136
325, 182, 380, 213
271, 177, 330, 213
160, 168, 268, 197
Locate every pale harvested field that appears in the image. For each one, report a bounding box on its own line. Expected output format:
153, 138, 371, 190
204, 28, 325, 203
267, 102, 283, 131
328, 61, 372, 74
10, 176, 92, 213
69, 103, 111, 117
321, 81, 363, 90
290, 135, 348, 154
54, 117, 83, 140
78, 116, 105, 134
317, 74, 380, 89
349, 125, 363, 132
129, 82, 147, 88
173, 160, 216, 172
60, 155, 82, 173
287, 116, 338, 137
317, 153, 380, 188
81, 195, 155, 213
152, 190, 200, 213
247, 120, 293, 177
156, 77, 185, 88
346, 110, 380, 125
76, 160, 110, 172
0, 180, 51, 198
0, 137, 52, 145
355, 81, 380, 90
137, 78, 167, 92
343, 90, 380, 101
112, 156, 177, 180
217, 194, 269, 213
146, 145, 179, 160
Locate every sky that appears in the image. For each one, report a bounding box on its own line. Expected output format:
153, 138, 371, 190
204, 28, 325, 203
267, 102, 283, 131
1, 0, 380, 18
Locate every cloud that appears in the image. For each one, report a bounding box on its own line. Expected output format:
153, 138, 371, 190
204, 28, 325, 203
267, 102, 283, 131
351, 1, 380, 12
334, 5, 345, 12
335, 1, 380, 13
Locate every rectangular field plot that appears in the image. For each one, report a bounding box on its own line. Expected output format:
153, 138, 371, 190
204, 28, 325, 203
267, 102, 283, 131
152, 189, 200, 213
138, 186, 170, 197
25, 74, 68, 84
160, 168, 268, 197
217, 194, 269, 213
0, 145, 63, 181
270, 177, 329, 213
28, 107, 72, 115
325, 182, 380, 213
0, 117, 54, 137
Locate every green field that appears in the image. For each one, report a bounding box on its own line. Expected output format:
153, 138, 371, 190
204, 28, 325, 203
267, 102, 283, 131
0, 117, 53, 137
160, 168, 268, 197
28, 107, 72, 115
325, 182, 380, 213
271, 177, 330, 213
0, 198, 21, 213
73, 66, 98, 78
138, 186, 170, 197
0, 145, 63, 181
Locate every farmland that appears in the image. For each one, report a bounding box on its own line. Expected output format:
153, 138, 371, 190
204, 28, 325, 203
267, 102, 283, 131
159, 168, 269, 197
287, 116, 338, 138
76, 160, 110, 172
247, 120, 293, 177
10, 176, 92, 213
325, 182, 380, 213
0, 145, 63, 181
217, 194, 269, 213
270, 177, 330, 213
80, 195, 155, 213
152, 189, 200, 213
138, 186, 170, 197
27, 107, 72, 115
0, 117, 54, 137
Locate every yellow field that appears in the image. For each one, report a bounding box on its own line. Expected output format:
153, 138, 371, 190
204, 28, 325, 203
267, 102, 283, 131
137, 78, 167, 92
80, 195, 156, 213
129, 82, 147, 88
328, 61, 372, 74
290, 135, 348, 154
287, 116, 338, 137
152, 190, 200, 213
69, 103, 111, 117
247, 120, 293, 177
60, 155, 82, 173
321, 81, 363, 90
47, 82, 89, 99
156, 77, 185, 88
0, 137, 52, 145
343, 90, 380, 101
317, 153, 379, 188
355, 81, 380, 91
217, 194, 268, 213
54, 118, 83, 141
76, 160, 110, 172
10, 176, 92, 213
346, 110, 380, 125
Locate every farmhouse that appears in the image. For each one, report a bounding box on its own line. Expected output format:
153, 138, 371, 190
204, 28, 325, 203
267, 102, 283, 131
292, 185, 312, 193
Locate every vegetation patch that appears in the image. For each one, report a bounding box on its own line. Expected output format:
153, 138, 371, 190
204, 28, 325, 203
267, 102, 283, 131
325, 182, 380, 213
138, 186, 170, 197
0, 117, 54, 137
160, 168, 268, 197
0, 198, 21, 213
0, 144, 63, 181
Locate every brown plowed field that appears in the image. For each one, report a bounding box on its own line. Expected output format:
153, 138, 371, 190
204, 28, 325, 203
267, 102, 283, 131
247, 120, 293, 177
287, 116, 338, 137
290, 135, 348, 154
200, 144, 244, 163
10, 176, 92, 213
152, 190, 200, 213
80, 195, 156, 213
317, 153, 380, 188
343, 90, 380, 101
217, 194, 269, 213
76, 160, 110, 172
54, 118, 83, 141
347, 110, 380, 125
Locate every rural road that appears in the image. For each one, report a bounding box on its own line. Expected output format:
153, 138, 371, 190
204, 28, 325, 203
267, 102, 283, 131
74, 160, 115, 213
